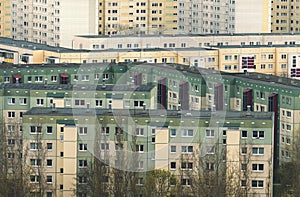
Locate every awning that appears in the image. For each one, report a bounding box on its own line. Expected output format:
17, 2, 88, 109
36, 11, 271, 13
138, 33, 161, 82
12, 74, 22, 79
60, 73, 69, 78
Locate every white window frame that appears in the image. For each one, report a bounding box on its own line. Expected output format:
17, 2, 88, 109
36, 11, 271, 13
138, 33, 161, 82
252, 130, 265, 139
252, 164, 264, 172
79, 143, 88, 151
7, 98, 15, 105
252, 147, 264, 155
79, 127, 88, 135
181, 145, 193, 153
136, 128, 144, 136
181, 129, 194, 137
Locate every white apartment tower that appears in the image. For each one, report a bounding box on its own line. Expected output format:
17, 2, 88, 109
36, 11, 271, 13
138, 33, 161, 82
11, 0, 98, 47
178, 0, 271, 34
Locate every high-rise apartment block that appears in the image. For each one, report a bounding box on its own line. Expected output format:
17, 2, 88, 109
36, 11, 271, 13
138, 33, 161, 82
271, 0, 300, 33
98, 0, 178, 35
0, 0, 299, 46
10, 0, 98, 47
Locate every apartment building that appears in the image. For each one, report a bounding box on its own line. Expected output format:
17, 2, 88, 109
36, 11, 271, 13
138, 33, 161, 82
21, 108, 274, 196
178, 0, 271, 34
0, 0, 12, 37
1, 62, 300, 195
271, 0, 300, 33
98, 0, 178, 35
10, 0, 98, 47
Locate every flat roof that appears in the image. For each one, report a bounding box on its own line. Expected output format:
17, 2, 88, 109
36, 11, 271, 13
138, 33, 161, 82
0, 83, 155, 92
0, 37, 88, 53
24, 107, 274, 120
0, 62, 300, 90
75, 32, 300, 39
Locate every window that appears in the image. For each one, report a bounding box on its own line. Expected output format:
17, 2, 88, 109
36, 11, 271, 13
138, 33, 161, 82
75, 100, 85, 106
95, 100, 103, 107
253, 131, 265, 139
51, 75, 57, 82
78, 176, 87, 184
241, 130, 247, 138
252, 164, 264, 172
134, 100, 144, 107
30, 142, 41, 150
19, 98, 27, 105
252, 147, 264, 155
79, 144, 88, 151
100, 143, 109, 150
181, 178, 192, 186
79, 127, 87, 135
4, 77, 10, 83
170, 162, 176, 170
138, 161, 144, 169
137, 177, 144, 185
47, 159, 53, 167
8, 111, 15, 118
46, 176, 52, 183
181, 162, 193, 170
36, 99, 44, 105
170, 145, 176, 153
81, 75, 90, 81
35, 76, 43, 82
206, 129, 215, 137
47, 143, 52, 150
46, 192, 52, 197
79, 160, 88, 168
30, 126, 42, 134
7, 125, 15, 132
206, 162, 214, 171
151, 128, 156, 135
101, 127, 109, 135
241, 180, 247, 187
241, 164, 247, 171
287, 111, 292, 117
30, 175, 40, 183
268, 54, 273, 59
181, 146, 193, 153
8, 98, 15, 105
181, 129, 194, 137
136, 144, 144, 152
252, 180, 264, 188
225, 55, 232, 60
30, 159, 41, 166
136, 128, 144, 136
8, 153, 14, 159
170, 129, 176, 137
206, 145, 215, 154
241, 147, 247, 154
47, 126, 53, 134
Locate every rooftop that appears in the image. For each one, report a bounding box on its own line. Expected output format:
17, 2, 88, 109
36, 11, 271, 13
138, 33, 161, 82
24, 107, 274, 120
0, 83, 155, 92
76, 32, 300, 39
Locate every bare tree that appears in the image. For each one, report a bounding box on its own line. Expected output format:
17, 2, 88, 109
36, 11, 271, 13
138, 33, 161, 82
0, 119, 32, 196
144, 169, 177, 197
277, 135, 300, 196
